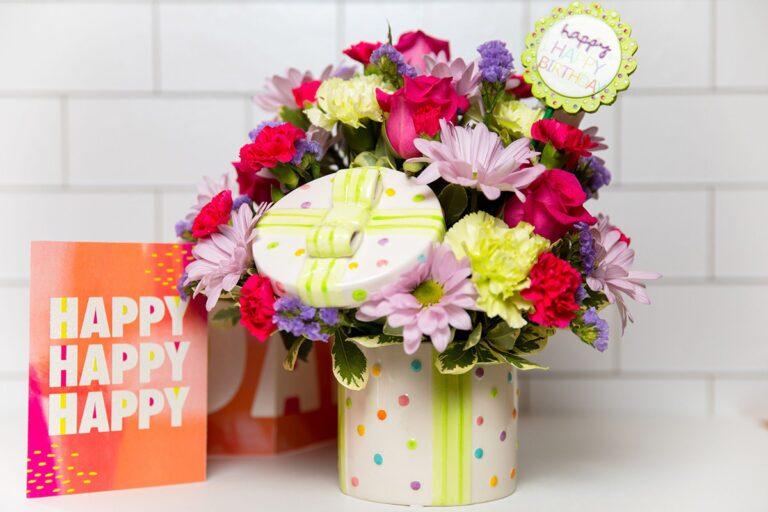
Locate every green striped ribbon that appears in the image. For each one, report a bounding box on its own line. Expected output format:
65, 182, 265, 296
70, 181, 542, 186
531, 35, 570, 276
431, 351, 473, 505
255, 166, 445, 307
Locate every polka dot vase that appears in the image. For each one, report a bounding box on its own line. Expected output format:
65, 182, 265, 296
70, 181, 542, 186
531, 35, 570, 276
338, 344, 519, 506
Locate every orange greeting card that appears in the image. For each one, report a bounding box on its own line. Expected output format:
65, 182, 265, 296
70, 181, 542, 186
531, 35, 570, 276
27, 242, 207, 498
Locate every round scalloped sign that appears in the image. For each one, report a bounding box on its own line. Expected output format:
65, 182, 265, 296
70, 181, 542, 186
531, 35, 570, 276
521, 2, 638, 113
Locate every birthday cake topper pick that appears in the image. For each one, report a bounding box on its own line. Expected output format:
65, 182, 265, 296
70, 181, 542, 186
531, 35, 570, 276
521, 1, 638, 113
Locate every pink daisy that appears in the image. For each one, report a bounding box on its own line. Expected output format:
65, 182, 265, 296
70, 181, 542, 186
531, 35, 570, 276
356, 243, 477, 354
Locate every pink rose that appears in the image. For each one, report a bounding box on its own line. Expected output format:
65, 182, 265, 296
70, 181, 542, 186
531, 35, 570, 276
343, 41, 383, 65
395, 30, 450, 72
376, 75, 469, 158
503, 169, 597, 241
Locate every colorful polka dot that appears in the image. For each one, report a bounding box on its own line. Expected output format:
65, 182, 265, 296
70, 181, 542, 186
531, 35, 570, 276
300, 183, 311, 190
267, 242, 279, 250
352, 289, 367, 301
294, 248, 305, 257
500, 430, 507, 442
356, 425, 365, 436
490, 387, 498, 398
377, 409, 387, 421
490, 475, 498, 487
372, 363, 381, 377
410, 359, 422, 372
476, 416, 484, 426
345, 397, 352, 409
373, 453, 383, 465
348, 262, 359, 270
410, 481, 421, 491
412, 194, 425, 202
376, 259, 388, 267
417, 253, 427, 263
475, 367, 485, 379
351, 476, 359, 487
474, 448, 484, 459
406, 439, 418, 450
378, 237, 389, 246
510, 468, 517, 479
507, 371, 513, 383
385, 188, 396, 197
512, 408, 518, 420
398, 394, 410, 407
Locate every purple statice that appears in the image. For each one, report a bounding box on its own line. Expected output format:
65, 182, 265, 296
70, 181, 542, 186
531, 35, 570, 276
583, 307, 609, 352
248, 120, 283, 141
575, 285, 588, 304
290, 138, 322, 165
582, 156, 612, 197
273, 296, 338, 342
575, 221, 597, 275
477, 40, 514, 83
175, 219, 192, 238
176, 270, 189, 301
232, 194, 252, 211
370, 44, 418, 78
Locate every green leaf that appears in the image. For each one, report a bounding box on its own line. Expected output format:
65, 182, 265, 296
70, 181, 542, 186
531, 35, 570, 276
435, 343, 478, 375
283, 336, 308, 371
465, 323, 482, 349
270, 185, 285, 202
382, 323, 404, 337
331, 336, 369, 390
438, 184, 469, 224
486, 321, 521, 351
342, 123, 376, 154
348, 335, 402, 348
211, 306, 241, 327
539, 143, 567, 169
495, 350, 548, 371
279, 106, 310, 130
351, 151, 380, 168
514, 324, 554, 355
270, 164, 299, 189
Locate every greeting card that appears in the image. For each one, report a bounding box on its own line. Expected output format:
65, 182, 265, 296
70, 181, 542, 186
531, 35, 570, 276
27, 242, 207, 497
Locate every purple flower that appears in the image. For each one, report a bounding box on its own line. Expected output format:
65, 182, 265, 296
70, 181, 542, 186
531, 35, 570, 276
583, 307, 609, 352
575, 285, 588, 304
370, 44, 418, 78
232, 194, 252, 211
575, 221, 597, 275
175, 219, 192, 238
273, 296, 338, 342
176, 270, 189, 301
581, 156, 612, 197
249, 120, 283, 141
290, 138, 322, 165
477, 40, 514, 83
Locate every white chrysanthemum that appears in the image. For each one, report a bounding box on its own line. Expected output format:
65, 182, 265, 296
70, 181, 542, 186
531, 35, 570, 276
305, 75, 391, 130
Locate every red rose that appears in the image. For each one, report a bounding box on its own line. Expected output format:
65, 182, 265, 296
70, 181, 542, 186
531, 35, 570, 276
292, 80, 322, 108
343, 41, 382, 65
191, 190, 233, 238
395, 30, 450, 72
531, 118, 597, 168
233, 161, 277, 203
507, 74, 532, 98
239, 274, 276, 342
376, 75, 469, 158
503, 169, 596, 241
238, 123, 305, 172
521, 253, 582, 328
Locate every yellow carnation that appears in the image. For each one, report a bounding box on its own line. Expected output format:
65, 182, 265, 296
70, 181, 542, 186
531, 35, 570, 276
305, 75, 390, 130
446, 212, 549, 327
493, 100, 543, 138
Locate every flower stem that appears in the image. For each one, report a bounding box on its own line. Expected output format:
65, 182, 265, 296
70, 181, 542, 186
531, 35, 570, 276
470, 189, 479, 212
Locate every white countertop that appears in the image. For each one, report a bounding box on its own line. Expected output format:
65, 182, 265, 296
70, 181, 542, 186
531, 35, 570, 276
2, 383, 767, 511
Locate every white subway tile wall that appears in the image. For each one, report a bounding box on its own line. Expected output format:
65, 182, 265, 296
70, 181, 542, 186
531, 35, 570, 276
0, 0, 764, 416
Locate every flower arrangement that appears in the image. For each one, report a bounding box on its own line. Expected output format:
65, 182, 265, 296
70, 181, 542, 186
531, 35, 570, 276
176, 28, 659, 390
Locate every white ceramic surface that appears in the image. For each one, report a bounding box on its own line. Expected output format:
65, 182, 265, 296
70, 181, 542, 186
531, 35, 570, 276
251, 167, 444, 308
338, 344, 519, 506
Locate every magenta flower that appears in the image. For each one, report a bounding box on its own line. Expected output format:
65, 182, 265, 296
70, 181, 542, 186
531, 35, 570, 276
184, 173, 233, 222
409, 119, 545, 201
586, 215, 661, 331
185, 202, 270, 311
356, 243, 477, 354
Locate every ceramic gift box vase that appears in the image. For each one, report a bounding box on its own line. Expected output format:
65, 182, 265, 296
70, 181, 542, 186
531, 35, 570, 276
338, 344, 519, 506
